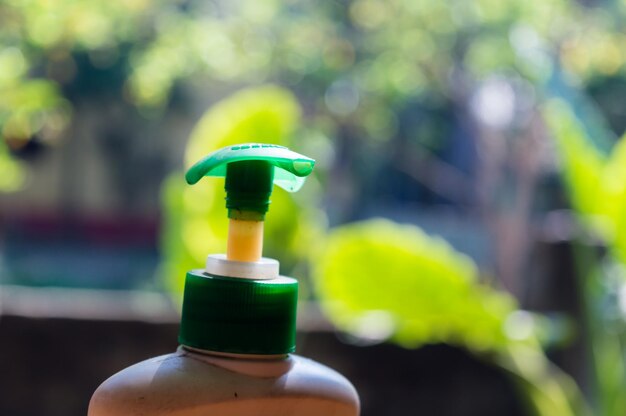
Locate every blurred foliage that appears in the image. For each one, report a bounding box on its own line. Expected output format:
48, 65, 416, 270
498, 343, 589, 416
0, 142, 25, 191
544, 99, 626, 416
122, 0, 626, 115
3, 0, 626, 181
1, 0, 625, 201
545, 100, 626, 266
314, 218, 587, 416
314, 218, 513, 350
160, 85, 323, 296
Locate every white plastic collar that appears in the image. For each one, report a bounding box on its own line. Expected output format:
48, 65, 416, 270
205, 254, 279, 280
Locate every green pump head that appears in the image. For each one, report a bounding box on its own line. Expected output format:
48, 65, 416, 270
185, 143, 315, 220
179, 143, 315, 355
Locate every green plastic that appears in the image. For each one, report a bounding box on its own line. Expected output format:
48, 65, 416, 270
186, 144, 314, 219
186, 143, 314, 190
224, 160, 275, 219
179, 270, 298, 354
179, 143, 314, 355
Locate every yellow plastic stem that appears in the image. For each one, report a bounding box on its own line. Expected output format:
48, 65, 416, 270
227, 219, 264, 262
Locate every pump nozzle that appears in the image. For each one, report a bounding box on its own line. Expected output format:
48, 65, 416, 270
186, 143, 315, 263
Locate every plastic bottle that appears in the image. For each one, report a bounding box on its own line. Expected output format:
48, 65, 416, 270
88, 144, 360, 416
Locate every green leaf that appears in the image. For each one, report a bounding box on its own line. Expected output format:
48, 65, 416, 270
602, 137, 626, 265
313, 218, 515, 350
543, 100, 605, 218
0, 141, 25, 192
544, 98, 626, 266
544, 99, 626, 416
313, 218, 588, 416
497, 345, 590, 416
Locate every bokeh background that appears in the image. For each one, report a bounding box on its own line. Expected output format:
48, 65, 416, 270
2, 0, 626, 415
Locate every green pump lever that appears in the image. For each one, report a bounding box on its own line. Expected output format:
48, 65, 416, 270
185, 143, 315, 220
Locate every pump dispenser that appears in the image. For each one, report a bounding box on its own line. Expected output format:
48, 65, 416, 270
179, 144, 314, 355
88, 143, 360, 416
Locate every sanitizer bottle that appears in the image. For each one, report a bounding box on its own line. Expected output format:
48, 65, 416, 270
88, 144, 360, 416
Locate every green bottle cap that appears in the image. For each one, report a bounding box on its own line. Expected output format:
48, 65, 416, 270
179, 270, 298, 355
185, 143, 315, 220
179, 143, 315, 355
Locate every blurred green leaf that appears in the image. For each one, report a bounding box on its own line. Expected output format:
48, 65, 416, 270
314, 218, 587, 416
544, 99, 626, 416
544, 100, 605, 217
498, 344, 590, 416
0, 141, 25, 192
544, 99, 626, 265
313, 218, 515, 350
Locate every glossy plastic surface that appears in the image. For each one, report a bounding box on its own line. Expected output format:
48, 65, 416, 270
88, 348, 359, 416
185, 143, 315, 192
179, 270, 298, 355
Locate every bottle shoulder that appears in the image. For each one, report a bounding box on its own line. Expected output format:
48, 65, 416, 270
88, 349, 359, 416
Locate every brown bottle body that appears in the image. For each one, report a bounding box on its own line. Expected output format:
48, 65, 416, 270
89, 347, 359, 416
